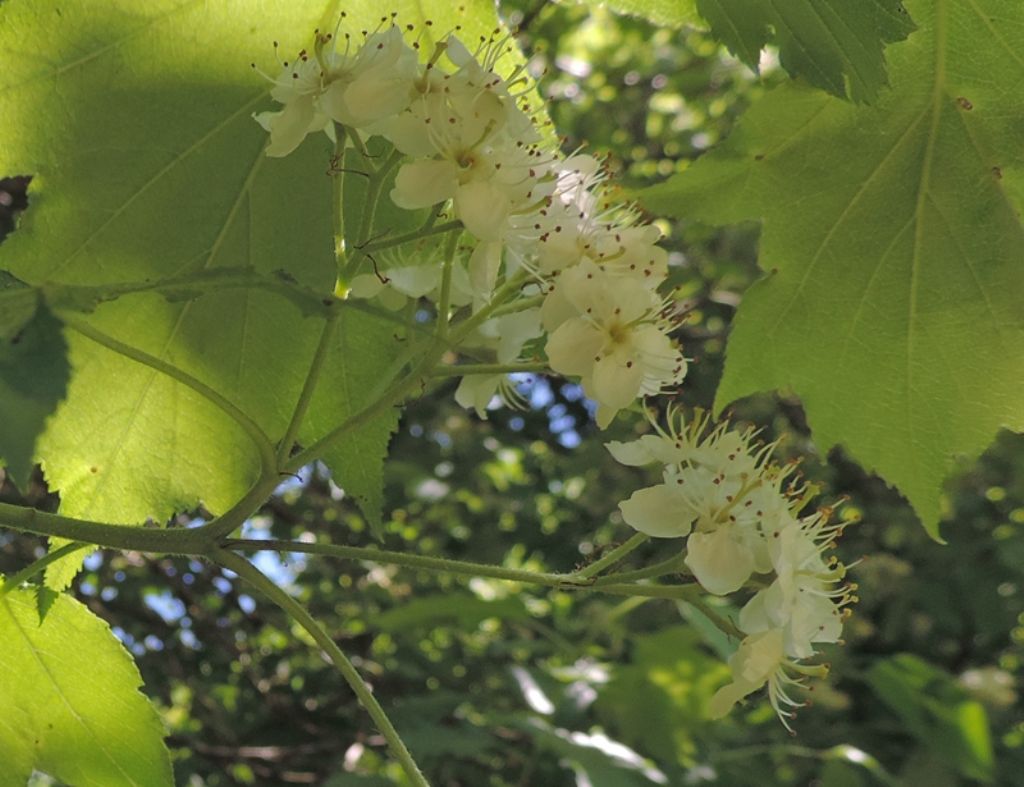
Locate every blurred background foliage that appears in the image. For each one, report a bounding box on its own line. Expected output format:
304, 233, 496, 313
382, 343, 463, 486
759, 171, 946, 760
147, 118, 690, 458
2, 1, 1023, 785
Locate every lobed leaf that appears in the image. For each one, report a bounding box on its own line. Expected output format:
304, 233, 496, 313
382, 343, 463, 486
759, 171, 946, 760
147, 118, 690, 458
0, 303, 69, 489
640, 0, 1024, 537
0, 0, 508, 576
0, 582, 173, 786
695, 0, 915, 101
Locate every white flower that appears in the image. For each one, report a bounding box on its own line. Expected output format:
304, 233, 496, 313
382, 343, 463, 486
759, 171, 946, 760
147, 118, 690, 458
455, 375, 501, 417
739, 517, 852, 659
319, 26, 418, 129
509, 156, 669, 283
542, 261, 684, 427
391, 132, 551, 241
254, 53, 334, 157
254, 25, 418, 157
618, 480, 692, 538
708, 629, 817, 731
606, 434, 688, 467
606, 410, 760, 471
452, 309, 542, 418
383, 33, 552, 241
685, 523, 758, 595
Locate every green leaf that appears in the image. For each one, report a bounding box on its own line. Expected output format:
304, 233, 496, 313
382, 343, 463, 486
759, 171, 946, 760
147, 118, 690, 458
0, 271, 38, 341
595, 626, 729, 765
0, 303, 69, 489
0, 273, 69, 489
0, 582, 172, 786
0, 0, 509, 573
640, 0, 1024, 536
578, 0, 699, 28
695, 0, 915, 101
0, 0, 336, 527
299, 308, 403, 539
867, 654, 994, 782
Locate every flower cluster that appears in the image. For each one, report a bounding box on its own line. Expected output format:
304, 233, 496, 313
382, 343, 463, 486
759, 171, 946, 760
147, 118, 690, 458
607, 411, 856, 729
254, 19, 685, 427
255, 19, 852, 733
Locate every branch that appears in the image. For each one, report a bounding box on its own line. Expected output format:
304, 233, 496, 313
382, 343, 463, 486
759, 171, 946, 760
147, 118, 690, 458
275, 312, 341, 465
573, 532, 649, 580
223, 538, 592, 588
213, 549, 429, 787
429, 361, 548, 378
358, 220, 462, 255
0, 501, 207, 553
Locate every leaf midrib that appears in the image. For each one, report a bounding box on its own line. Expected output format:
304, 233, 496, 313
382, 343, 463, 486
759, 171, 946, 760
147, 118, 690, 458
904, 0, 947, 465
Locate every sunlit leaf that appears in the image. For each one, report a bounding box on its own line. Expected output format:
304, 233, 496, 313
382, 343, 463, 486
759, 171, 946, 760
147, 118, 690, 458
696, 0, 915, 101
0, 0, 506, 580
0, 582, 172, 786
640, 0, 1024, 536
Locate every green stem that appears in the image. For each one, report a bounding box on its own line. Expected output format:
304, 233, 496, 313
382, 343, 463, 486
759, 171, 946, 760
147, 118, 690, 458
594, 583, 702, 600
591, 553, 687, 586
222, 539, 703, 599
488, 293, 544, 318
213, 549, 429, 787
285, 270, 530, 474
348, 128, 371, 160
276, 313, 342, 465
683, 595, 744, 640
190, 473, 281, 542
62, 315, 277, 481
430, 361, 547, 378
223, 539, 592, 588
448, 270, 529, 344
331, 125, 349, 282
343, 148, 404, 282
436, 230, 460, 339
0, 501, 207, 554
359, 220, 462, 255
574, 533, 649, 580
343, 298, 463, 351
0, 541, 89, 595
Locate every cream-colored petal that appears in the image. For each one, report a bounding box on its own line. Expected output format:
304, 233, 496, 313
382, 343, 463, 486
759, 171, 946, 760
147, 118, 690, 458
261, 95, 316, 157
391, 160, 458, 209
708, 681, 751, 720
546, 319, 604, 377
591, 350, 643, 410
454, 180, 510, 241
540, 277, 577, 332
685, 526, 755, 596
469, 241, 502, 304
381, 111, 436, 157
495, 309, 542, 364
605, 435, 672, 467
619, 484, 691, 537
738, 583, 786, 635
455, 375, 499, 418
